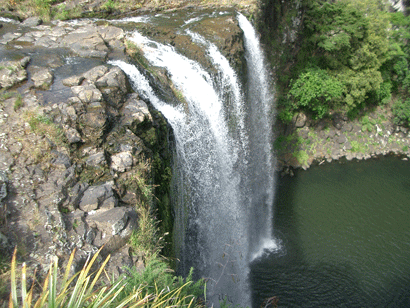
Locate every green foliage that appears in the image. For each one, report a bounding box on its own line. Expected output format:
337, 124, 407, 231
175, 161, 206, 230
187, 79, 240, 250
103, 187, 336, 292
130, 205, 164, 259
25, 112, 67, 146
293, 150, 309, 166
118, 259, 204, 307
279, 0, 391, 118
392, 99, 410, 127
361, 115, 376, 132
8, 247, 204, 308
288, 67, 343, 118
13, 93, 23, 111
32, 0, 51, 20
101, 0, 117, 11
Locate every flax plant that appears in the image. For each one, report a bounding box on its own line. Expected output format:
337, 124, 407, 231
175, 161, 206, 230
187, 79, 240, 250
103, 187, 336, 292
8, 247, 204, 308
8, 247, 150, 308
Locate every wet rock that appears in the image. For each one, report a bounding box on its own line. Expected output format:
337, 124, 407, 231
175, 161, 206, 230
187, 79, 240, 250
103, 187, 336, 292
31, 67, 53, 90
78, 181, 117, 212
0, 32, 22, 44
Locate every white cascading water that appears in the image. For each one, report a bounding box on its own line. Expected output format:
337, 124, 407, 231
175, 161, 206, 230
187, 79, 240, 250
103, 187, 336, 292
110, 13, 277, 307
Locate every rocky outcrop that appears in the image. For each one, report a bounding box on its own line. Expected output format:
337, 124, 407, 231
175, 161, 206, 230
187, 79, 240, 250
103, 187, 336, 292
1, 20, 125, 60
277, 108, 410, 173
0, 59, 158, 279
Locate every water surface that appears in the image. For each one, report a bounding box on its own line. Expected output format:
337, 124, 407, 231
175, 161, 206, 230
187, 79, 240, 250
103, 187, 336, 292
251, 156, 410, 307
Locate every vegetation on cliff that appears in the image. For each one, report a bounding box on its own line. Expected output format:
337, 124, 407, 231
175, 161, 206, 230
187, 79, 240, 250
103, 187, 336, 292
260, 0, 410, 126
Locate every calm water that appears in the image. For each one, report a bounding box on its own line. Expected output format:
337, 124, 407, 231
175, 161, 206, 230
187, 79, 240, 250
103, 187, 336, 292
250, 156, 410, 307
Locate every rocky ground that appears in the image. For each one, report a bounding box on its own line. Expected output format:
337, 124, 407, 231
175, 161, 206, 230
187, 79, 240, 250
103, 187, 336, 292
276, 107, 410, 175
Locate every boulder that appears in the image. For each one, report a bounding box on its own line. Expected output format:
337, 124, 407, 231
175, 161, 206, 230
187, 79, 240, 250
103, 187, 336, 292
22, 17, 43, 27
336, 134, 347, 144
0, 59, 29, 89
71, 84, 103, 103
294, 112, 307, 128
64, 126, 82, 144
83, 65, 109, 82
98, 26, 125, 46
78, 107, 107, 144
95, 67, 129, 107
111, 151, 133, 173
62, 75, 85, 87
85, 152, 107, 167
121, 93, 153, 128
61, 25, 109, 59
63, 182, 89, 211
31, 67, 53, 90
86, 207, 131, 236
78, 181, 117, 212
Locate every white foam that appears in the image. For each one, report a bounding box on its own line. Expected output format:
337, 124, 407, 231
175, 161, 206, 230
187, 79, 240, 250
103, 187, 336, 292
250, 238, 281, 262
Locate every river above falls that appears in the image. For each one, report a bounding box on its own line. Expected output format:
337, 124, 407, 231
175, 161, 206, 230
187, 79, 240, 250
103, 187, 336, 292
251, 156, 410, 307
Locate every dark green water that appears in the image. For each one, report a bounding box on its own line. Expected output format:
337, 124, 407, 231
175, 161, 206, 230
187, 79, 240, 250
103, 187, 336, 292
250, 156, 410, 307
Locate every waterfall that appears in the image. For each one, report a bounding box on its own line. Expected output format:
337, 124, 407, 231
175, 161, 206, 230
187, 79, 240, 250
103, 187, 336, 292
237, 13, 277, 261
110, 13, 277, 307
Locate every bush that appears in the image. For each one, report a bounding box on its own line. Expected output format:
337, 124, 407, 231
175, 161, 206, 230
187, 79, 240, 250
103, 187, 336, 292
288, 67, 343, 119
392, 99, 410, 127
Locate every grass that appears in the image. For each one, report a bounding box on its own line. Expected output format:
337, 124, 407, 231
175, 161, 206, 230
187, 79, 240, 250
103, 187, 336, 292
293, 150, 309, 166
8, 245, 205, 308
13, 93, 23, 111
24, 111, 67, 147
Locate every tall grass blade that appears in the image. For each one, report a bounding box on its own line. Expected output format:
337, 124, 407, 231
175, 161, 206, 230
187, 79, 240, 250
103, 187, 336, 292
21, 263, 27, 308
9, 247, 18, 308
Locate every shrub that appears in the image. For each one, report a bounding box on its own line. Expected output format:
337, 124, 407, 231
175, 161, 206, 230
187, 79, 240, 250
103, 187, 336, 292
392, 99, 410, 127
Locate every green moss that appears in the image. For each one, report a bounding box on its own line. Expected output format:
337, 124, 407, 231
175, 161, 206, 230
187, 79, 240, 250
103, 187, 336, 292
294, 150, 309, 166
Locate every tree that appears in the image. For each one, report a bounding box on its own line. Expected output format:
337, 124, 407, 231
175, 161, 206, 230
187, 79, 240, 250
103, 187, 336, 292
287, 0, 391, 118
